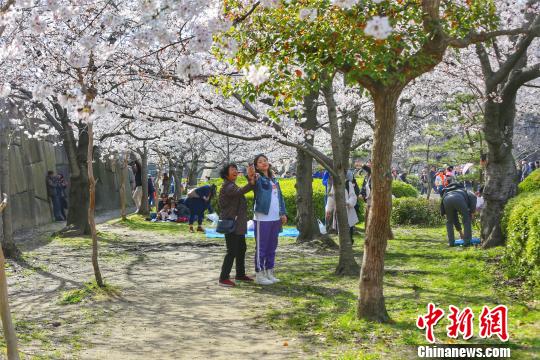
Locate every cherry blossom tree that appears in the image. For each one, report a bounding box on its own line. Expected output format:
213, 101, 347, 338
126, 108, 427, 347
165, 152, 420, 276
214, 0, 527, 322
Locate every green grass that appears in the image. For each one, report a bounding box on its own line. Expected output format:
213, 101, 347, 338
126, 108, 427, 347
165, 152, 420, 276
257, 226, 539, 359
59, 280, 120, 305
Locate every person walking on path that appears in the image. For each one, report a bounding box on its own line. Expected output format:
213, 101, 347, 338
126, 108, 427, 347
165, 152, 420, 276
185, 184, 216, 232
131, 160, 143, 212
253, 154, 287, 286
440, 183, 477, 247
218, 163, 256, 287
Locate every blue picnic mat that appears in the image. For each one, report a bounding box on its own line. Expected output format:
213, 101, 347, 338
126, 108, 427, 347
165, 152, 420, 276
206, 227, 300, 239
454, 237, 481, 246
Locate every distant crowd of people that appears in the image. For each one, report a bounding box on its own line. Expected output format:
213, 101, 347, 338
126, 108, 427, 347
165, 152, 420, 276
518, 160, 539, 182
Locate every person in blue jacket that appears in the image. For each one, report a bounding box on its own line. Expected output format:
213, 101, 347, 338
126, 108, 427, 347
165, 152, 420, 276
252, 154, 287, 285
185, 184, 216, 233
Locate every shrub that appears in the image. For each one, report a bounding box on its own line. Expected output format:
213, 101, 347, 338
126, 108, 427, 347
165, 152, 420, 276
501, 190, 540, 290
405, 174, 421, 191
208, 178, 365, 225
392, 181, 419, 198
518, 168, 540, 194
391, 197, 444, 226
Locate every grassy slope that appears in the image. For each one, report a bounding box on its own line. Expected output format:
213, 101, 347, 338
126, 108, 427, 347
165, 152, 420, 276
114, 216, 539, 359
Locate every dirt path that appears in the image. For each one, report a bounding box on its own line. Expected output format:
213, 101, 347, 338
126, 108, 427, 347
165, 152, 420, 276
6, 221, 306, 359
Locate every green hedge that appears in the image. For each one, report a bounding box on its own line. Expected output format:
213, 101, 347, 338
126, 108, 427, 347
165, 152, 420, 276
518, 168, 540, 194
391, 197, 444, 226
208, 178, 365, 224
501, 190, 540, 290
392, 180, 419, 198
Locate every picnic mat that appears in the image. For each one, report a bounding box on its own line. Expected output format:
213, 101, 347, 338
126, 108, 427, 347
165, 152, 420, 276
206, 227, 300, 239
454, 237, 481, 246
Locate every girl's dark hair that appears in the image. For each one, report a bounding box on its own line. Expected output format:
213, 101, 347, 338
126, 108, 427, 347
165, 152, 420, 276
220, 163, 238, 180
253, 154, 274, 178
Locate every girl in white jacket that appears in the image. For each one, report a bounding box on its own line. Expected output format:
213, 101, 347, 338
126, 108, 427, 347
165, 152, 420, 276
325, 175, 359, 244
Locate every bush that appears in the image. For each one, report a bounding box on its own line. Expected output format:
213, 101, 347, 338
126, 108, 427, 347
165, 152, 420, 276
208, 178, 365, 224
501, 190, 540, 290
405, 174, 421, 192
391, 197, 444, 226
392, 181, 419, 198
518, 168, 540, 194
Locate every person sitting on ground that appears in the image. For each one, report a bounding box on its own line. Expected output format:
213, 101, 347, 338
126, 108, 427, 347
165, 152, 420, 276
175, 199, 190, 218
158, 203, 170, 221
168, 200, 179, 222
185, 184, 217, 232
157, 193, 168, 212
440, 182, 477, 247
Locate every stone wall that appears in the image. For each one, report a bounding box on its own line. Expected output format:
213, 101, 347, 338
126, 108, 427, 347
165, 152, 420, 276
6, 134, 133, 233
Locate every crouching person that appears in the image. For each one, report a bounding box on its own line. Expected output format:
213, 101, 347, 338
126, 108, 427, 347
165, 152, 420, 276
440, 183, 477, 247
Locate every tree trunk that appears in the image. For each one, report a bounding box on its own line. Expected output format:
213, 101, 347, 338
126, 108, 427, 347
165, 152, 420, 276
119, 152, 129, 221
481, 99, 518, 248
358, 87, 401, 322
64, 126, 90, 235
0, 126, 19, 258
322, 81, 359, 275
173, 164, 183, 198
0, 196, 20, 360
137, 146, 150, 216
188, 156, 199, 186
87, 123, 103, 287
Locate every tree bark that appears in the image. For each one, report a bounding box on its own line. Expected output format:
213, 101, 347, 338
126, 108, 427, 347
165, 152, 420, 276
137, 146, 150, 216
481, 97, 518, 248
358, 86, 401, 322
0, 195, 20, 360
295, 90, 336, 247
119, 152, 129, 221
188, 156, 199, 186
63, 124, 90, 235
322, 81, 359, 275
173, 164, 183, 198
0, 124, 19, 258
87, 123, 103, 287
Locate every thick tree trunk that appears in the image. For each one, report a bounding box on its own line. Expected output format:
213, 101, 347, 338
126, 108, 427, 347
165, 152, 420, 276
137, 147, 150, 216
0, 127, 19, 258
481, 99, 518, 248
119, 153, 128, 221
64, 126, 90, 235
358, 87, 401, 322
295, 148, 319, 242
0, 196, 20, 360
323, 82, 359, 275
87, 124, 103, 287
